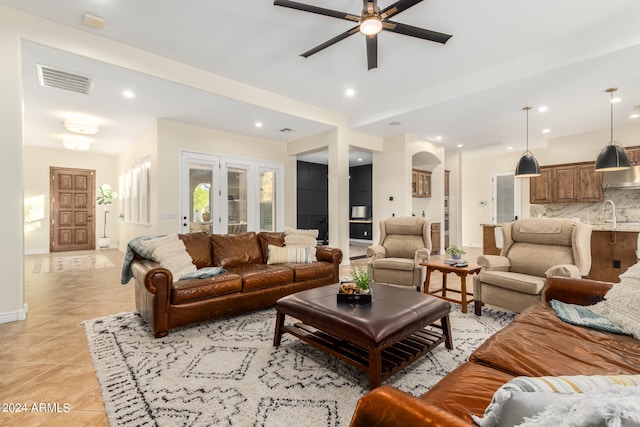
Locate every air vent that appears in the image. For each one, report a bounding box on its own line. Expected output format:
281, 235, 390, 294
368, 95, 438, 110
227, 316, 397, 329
279, 128, 295, 133
37, 65, 93, 95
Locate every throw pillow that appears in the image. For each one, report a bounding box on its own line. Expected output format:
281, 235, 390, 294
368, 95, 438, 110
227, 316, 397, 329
550, 300, 626, 335
473, 375, 640, 427
590, 279, 640, 339
140, 234, 197, 282
267, 244, 317, 264
284, 226, 318, 247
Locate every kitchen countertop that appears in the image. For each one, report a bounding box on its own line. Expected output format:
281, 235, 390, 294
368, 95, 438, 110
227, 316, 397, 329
481, 222, 640, 232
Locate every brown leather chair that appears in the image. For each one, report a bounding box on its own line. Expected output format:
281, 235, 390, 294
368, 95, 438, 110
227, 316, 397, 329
366, 216, 432, 291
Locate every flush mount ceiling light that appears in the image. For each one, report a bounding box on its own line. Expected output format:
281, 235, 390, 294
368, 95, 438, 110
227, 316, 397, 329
515, 106, 541, 178
595, 88, 630, 172
64, 116, 99, 135
62, 135, 91, 151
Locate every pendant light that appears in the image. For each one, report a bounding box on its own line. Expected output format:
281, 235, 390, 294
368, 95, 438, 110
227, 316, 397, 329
515, 106, 541, 178
595, 88, 630, 172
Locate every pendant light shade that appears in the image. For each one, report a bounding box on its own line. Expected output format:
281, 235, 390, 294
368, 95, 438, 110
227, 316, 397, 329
515, 106, 541, 178
595, 88, 630, 172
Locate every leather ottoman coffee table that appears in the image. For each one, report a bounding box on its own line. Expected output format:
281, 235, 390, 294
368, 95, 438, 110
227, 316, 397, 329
273, 282, 452, 390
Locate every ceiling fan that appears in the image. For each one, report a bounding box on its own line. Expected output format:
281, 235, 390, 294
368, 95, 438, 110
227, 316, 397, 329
274, 0, 452, 70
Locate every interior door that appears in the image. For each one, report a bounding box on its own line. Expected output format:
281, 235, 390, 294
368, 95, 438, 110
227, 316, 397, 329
50, 167, 95, 252
492, 171, 520, 224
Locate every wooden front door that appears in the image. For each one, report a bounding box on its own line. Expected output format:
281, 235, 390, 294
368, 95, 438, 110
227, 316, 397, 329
50, 167, 95, 252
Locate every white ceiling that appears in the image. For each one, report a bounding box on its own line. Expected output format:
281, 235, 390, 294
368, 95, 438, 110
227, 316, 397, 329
5, 0, 640, 165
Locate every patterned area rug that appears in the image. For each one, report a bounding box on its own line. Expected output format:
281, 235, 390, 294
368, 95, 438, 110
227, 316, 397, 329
85, 304, 516, 427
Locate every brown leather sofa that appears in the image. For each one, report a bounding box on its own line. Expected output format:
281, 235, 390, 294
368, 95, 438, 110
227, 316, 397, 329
350, 276, 640, 426
131, 231, 343, 338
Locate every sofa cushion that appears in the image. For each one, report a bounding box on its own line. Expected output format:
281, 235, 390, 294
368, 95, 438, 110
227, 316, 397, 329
267, 245, 317, 264
470, 303, 640, 377
211, 231, 263, 267
258, 231, 285, 260
477, 270, 545, 295
285, 261, 334, 281
171, 273, 243, 304
178, 232, 213, 269
226, 264, 294, 291
507, 242, 574, 277
373, 257, 415, 271
382, 235, 425, 259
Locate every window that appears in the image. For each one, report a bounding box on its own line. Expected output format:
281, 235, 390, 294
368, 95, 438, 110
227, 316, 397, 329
119, 156, 151, 224
260, 169, 277, 231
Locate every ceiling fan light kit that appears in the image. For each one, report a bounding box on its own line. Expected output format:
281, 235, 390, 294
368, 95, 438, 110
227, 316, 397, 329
515, 106, 541, 178
595, 88, 630, 172
274, 0, 452, 70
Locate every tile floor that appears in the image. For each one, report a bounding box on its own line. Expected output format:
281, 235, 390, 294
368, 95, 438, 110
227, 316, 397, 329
1, 246, 480, 426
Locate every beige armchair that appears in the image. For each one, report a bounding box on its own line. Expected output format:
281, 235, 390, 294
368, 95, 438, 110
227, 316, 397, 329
473, 218, 592, 315
366, 216, 432, 291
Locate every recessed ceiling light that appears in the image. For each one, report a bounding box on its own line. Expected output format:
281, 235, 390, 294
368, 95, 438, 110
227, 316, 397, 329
542, 128, 551, 134
357, 158, 363, 162
436, 136, 443, 141
630, 113, 640, 119
456, 144, 463, 148
537, 106, 548, 113
389, 121, 401, 126
345, 88, 355, 97
507, 146, 513, 150
122, 90, 135, 98
611, 97, 622, 104
255, 122, 263, 128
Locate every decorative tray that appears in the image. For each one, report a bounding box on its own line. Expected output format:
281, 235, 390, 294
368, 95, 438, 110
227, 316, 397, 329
337, 281, 372, 304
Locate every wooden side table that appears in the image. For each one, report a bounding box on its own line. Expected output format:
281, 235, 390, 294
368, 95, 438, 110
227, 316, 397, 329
421, 260, 482, 314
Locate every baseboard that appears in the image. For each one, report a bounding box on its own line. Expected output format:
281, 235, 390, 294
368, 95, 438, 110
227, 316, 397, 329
24, 249, 49, 255
0, 304, 28, 324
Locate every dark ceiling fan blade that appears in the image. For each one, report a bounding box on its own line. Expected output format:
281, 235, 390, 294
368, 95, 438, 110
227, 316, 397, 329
274, 0, 360, 22
301, 26, 360, 58
384, 20, 452, 44
380, 0, 423, 19
366, 35, 378, 70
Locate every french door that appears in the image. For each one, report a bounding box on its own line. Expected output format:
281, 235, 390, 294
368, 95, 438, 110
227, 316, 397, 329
180, 151, 283, 234
491, 171, 521, 224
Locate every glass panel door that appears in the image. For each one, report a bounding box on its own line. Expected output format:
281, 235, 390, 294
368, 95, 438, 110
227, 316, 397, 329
492, 171, 521, 224
181, 152, 219, 234
227, 166, 247, 234
259, 169, 276, 231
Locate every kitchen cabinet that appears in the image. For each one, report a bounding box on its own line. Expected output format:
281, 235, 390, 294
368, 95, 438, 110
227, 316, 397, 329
412, 169, 431, 198
431, 222, 440, 255
530, 167, 553, 204
589, 230, 639, 282
625, 145, 640, 166
530, 161, 603, 204
482, 224, 502, 255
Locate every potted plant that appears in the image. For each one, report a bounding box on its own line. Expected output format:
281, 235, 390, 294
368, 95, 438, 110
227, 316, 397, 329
96, 184, 117, 249
351, 265, 372, 294
446, 244, 465, 260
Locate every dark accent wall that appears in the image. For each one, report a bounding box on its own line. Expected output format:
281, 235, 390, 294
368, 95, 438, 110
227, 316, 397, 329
297, 161, 328, 242
349, 164, 373, 239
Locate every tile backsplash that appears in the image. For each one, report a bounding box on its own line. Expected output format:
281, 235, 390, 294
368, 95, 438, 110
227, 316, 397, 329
530, 189, 640, 223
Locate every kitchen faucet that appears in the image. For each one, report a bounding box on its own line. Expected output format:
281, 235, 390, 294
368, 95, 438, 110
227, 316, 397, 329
603, 199, 616, 230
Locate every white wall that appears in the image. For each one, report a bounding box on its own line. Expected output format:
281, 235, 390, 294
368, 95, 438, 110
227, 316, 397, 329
0, 21, 25, 322
23, 146, 119, 254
